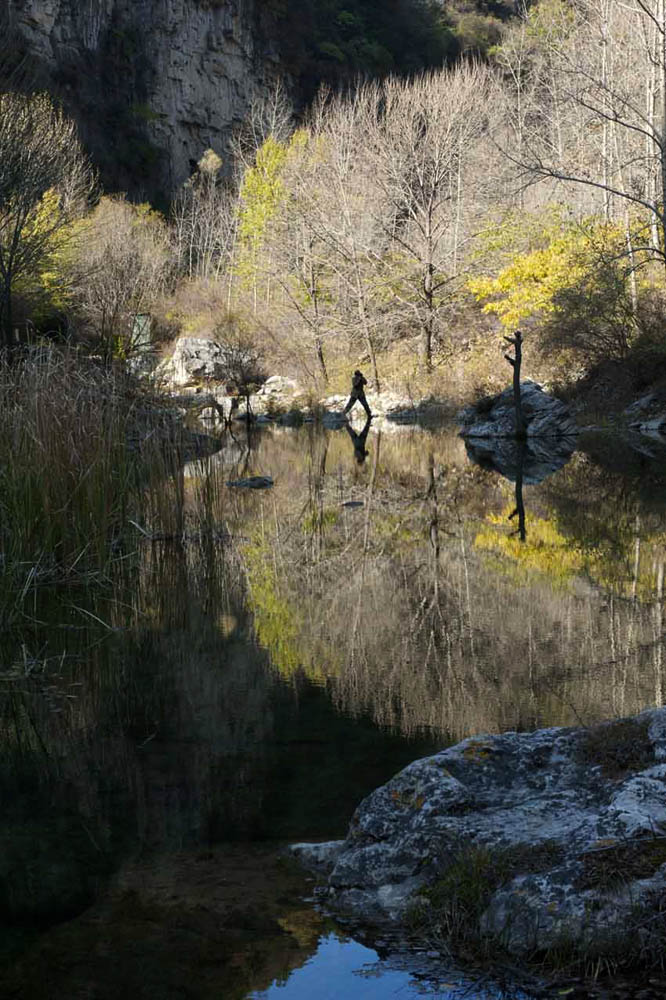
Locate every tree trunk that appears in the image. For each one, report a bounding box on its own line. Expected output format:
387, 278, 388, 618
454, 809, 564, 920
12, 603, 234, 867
504, 330, 526, 439
315, 335, 328, 383
513, 331, 526, 439
422, 261, 434, 370
421, 322, 433, 371
308, 255, 328, 384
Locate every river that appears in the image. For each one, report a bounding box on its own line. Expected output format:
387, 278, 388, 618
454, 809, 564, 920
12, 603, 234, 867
2, 417, 665, 998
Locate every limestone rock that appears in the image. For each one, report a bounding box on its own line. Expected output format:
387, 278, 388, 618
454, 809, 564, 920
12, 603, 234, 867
157, 338, 230, 387
297, 709, 666, 962
290, 841, 343, 874
624, 392, 666, 439
258, 375, 301, 397
459, 381, 578, 439
157, 337, 264, 390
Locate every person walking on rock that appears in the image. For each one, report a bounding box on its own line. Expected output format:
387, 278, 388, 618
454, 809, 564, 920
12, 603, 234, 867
343, 369, 372, 419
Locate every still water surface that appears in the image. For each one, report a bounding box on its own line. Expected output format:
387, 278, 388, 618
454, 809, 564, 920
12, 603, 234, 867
248, 932, 529, 1000
2, 419, 665, 998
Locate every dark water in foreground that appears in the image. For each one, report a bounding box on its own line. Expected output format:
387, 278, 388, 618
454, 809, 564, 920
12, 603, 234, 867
2, 419, 666, 998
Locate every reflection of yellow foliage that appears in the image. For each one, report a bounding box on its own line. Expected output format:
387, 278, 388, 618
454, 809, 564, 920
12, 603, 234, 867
277, 908, 327, 950
475, 506, 586, 588
476, 502, 666, 601
586, 536, 666, 601
302, 507, 339, 534
243, 535, 305, 679
374, 512, 419, 545
242, 532, 334, 684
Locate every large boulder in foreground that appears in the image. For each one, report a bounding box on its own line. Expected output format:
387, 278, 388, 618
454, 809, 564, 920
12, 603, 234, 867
293, 709, 666, 963
459, 381, 578, 439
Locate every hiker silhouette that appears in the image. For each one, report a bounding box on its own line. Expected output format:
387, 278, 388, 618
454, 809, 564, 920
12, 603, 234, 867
343, 369, 372, 418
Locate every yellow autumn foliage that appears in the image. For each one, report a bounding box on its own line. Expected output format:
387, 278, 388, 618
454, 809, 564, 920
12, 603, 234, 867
13, 188, 82, 319
468, 217, 631, 329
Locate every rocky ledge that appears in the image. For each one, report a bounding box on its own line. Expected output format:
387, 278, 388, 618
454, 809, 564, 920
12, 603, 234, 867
458, 381, 578, 439
292, 709, 666, 966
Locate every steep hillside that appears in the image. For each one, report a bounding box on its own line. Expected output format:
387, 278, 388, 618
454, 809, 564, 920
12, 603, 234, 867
3, 1, 512, 202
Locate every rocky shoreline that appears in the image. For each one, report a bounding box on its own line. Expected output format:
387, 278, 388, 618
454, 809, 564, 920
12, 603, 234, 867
154, 338, 666, 446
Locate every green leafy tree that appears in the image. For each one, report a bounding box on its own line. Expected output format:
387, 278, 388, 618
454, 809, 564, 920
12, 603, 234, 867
236, 135, 290, 303
271, 0, 456, 99
0, 92, 94, 347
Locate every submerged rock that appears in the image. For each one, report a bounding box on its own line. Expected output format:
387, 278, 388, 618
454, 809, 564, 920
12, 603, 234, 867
226, 476, 274, 489
296, 709, 666, 964
459, 381, 578, 439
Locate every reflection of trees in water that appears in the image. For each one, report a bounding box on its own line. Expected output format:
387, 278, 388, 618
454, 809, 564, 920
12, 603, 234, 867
508, 442, 527, 542
238, 427, 666, 740
0, 536, 279, 923
0, 491, 441, 930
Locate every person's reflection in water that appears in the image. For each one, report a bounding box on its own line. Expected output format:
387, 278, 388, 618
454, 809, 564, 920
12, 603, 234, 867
508, 440, 527, 542
345, 415, 372, 464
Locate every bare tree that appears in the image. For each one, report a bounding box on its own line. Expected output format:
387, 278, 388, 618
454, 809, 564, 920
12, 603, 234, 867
171, 149, 236, 283
212, 318, 265, 423
229, 79, 294, 176
365, 64, 495, 369
305, 86, 391, 390
258, 128, 337, 384
237, 69, 501, 383
499, 0, 666, 274
236, 89, 390, 389
0, 92, 95, 347
68, 197, 172, 363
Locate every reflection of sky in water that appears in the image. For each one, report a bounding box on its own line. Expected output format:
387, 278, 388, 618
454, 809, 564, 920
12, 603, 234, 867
248, 933, 532, 1000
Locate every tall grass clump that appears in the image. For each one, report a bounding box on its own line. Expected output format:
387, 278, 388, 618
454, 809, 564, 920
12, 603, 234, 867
0, 346, 184, 633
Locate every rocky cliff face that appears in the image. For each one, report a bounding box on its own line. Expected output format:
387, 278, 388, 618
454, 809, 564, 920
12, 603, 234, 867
6, 0, 283, 200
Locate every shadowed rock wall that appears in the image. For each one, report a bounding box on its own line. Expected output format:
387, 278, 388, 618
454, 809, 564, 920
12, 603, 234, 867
6, 0, 283, 201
